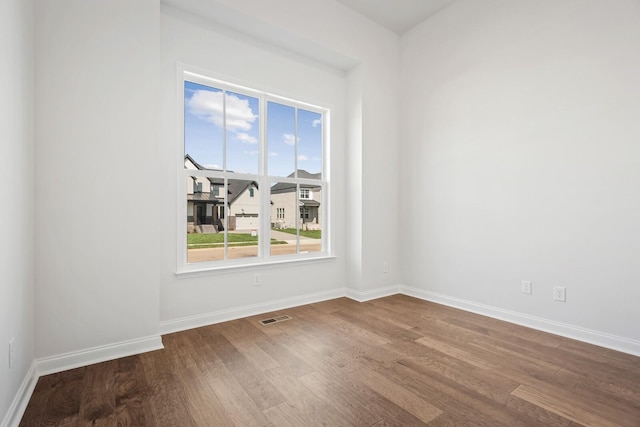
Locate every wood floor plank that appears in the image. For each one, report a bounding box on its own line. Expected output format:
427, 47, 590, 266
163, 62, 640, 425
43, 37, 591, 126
503, 394, 577, 427
415, 335, 497, 370
200, 331, 286, 411
21, 295, 640, 426
78, 360, 116, 425
251, 326, 317, 378
298, 370, 382, 425
332, 308, 424, 342
138, 349, 197, 427
264, 367, 353, 427
263, 401, 313, 427
162, 331, 200, 372
366, 397, 430, 426
113, 356, 151, 423
512, 384, 622, 427
20, 368, 84, 427
375, 358, 527, 426
177, 366, 236, 426
218, 318, 281, 372
197, 350, 270, 427
511, 377, 640, 427
349, 366, 443, 424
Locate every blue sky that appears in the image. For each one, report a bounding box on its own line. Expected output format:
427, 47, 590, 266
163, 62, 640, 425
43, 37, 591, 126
185, 80, 322, 177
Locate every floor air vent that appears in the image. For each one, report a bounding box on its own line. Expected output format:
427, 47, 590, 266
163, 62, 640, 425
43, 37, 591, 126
259, 315, 292, 325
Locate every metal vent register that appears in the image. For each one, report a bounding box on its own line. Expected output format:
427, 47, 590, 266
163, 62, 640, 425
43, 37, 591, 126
259, 315, 292, 325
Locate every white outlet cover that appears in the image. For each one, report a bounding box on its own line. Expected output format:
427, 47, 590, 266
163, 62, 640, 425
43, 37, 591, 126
553, 286, 566, 302
521, 281, 532, 295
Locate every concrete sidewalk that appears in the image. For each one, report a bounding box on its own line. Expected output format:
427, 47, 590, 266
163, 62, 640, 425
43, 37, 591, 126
269, 229, 315, 241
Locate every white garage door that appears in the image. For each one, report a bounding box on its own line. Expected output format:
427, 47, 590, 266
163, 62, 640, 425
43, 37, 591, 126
235, 215, 259, 230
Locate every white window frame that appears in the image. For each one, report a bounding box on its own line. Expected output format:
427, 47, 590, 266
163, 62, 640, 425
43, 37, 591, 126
177, 66, 331, 274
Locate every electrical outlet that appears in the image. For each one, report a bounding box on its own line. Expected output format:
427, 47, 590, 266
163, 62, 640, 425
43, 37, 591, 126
254, 273, 261, 286
553, 286, 566, 302
383, 262, 389, 273
521, 280, 532, 295
9, 338, 15, 369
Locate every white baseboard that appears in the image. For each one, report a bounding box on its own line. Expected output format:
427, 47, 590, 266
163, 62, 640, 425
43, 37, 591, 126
35, 335, 164, 377
346, 285, 401, 302
1, 361, 38, 427
160, 287, 346, 335
401, 285, 640, 357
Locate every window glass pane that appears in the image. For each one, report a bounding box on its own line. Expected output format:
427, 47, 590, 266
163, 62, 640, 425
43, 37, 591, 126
270, 181, 298, 256
226, 91, 259, 174
184, 81, 224, 170
299, 183, 322, 254
227, 179, 260, 260
186, 176, 225, 264
297, 109, 322, 178
267, 102, 296, 177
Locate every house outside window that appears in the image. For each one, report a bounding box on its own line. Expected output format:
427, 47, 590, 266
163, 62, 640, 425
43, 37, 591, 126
180, 68, 329, 271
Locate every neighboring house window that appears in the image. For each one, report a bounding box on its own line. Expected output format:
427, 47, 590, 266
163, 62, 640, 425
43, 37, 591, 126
181, 69, 328, 270
299, 188, 311, 199
300, 207, 310, 220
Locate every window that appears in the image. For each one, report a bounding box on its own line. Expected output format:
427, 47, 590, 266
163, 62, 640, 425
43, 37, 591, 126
299, 188, 311, 199
300, 207, 310, 220
181, 69, 328, 270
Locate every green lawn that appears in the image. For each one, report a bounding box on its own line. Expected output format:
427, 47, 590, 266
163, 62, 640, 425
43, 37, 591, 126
187, 233, 285, 249
274, 228, 321, 239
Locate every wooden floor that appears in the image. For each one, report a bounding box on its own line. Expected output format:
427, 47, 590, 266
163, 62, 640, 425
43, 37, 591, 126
20, 295, 640, 426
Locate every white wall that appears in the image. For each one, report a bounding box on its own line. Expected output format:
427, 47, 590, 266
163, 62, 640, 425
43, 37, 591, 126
401, 0, 640, 346
34, 0, 162, 359
159, 7, 351, 326
0, 0, 35, 423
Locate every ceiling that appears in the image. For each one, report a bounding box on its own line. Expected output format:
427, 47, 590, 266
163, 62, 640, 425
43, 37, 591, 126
335, 0, 457, 34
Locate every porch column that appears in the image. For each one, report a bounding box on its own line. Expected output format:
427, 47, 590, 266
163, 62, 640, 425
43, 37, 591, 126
193, 203, 198, 227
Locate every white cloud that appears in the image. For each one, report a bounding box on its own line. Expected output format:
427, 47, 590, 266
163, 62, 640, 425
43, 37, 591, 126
204, 163, 222, 170
236, 132, 257, 144
186, 90, 257, 132
298, 154, 308, 161
268, 152, 278, 157
283, 133, 296, 146
312, 119, 321, 128
243, 150, 259, 155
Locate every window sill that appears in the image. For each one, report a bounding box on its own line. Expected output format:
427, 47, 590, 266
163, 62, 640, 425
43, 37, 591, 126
175, 254, 337, 279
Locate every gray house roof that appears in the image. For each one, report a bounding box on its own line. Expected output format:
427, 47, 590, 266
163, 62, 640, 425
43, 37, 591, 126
271, 170, 321, 194
186, 155, 258, 205
187, 192, 220, 203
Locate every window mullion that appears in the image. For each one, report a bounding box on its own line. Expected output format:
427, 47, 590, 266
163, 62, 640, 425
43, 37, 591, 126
224, 177, 228, 260
259, 95, 268, 259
